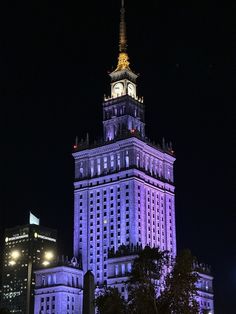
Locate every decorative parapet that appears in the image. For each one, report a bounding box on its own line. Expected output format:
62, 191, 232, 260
193, 261, 212, 276
73, 131, 174, 157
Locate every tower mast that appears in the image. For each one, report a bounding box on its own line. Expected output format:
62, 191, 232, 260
119, 0, 127, 53
115, 0, 131, 71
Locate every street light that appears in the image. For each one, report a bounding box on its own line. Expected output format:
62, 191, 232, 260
44, 251, 54, 261
11, 250, 20, 259
9, 250, 20, 266
8, 249, 55, 314
42, 251, 54, 266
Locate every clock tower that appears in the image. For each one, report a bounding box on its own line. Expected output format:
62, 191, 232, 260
103, 0, 145, 142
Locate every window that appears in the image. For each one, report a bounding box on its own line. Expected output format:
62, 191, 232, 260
97, 159, 101, 175
104, 157, 108, 169
117, 154, 120, 169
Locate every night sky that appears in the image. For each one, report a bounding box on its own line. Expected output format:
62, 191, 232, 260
1, 0, 234, 312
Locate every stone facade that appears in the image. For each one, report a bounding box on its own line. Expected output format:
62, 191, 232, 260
34, 263, 83, 314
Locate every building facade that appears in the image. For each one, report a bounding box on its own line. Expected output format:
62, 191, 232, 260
0, 215, 57, 313
73, 2, 176, 286
72, 2, 214, 313
106, 248, 214, 314
34, 259, 83, 314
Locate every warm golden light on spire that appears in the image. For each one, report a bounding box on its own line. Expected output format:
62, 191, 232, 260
115, 0, 131, 71
116, 52, 130, 71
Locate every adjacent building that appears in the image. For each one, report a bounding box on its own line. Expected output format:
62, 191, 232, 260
0, 213, 57, 313
34, 258, 83, 314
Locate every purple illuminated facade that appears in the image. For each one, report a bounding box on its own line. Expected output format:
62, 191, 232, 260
34, 259, 83, 314
72, 2, 214, 313
34, 2, 214, 313
73, 4, 176, 283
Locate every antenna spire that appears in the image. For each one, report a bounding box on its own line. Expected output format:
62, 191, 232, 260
115, 0, 130, 71
119, 0, 127, 53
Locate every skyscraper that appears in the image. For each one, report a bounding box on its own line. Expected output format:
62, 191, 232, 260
73, 0, 176, 285
34, 2, 214, 313
1, 213, 57, 313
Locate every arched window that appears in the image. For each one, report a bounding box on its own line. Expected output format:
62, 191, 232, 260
117, 154, 120, 170
125, 151, 129, 168
47, 275, 51, 285
97, 159, 101, 175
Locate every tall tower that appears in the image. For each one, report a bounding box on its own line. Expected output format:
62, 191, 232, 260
73, 1, 176, 285
103, 0, 145, 142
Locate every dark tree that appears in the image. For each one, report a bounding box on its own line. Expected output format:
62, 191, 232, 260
95, 287, 127, 314
0, 309, 11, 314
127, 246, 169, 314
95, 248, 200, 314
159, 249, 199, 314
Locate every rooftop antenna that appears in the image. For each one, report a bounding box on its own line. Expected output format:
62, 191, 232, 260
119, 0, 127, 53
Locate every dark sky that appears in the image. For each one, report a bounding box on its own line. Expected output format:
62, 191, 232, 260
1, 0, 234, 312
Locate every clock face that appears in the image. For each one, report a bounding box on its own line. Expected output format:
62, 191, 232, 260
113, 82, 124, 95
128, 83, 135, 96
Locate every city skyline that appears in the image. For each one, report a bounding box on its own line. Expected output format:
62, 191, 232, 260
1, 0, 233, 312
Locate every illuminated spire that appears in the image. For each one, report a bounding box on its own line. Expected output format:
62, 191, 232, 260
115, 0, 131, 71
119, 0, 127, 53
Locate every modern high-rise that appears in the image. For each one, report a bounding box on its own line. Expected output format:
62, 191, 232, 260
73, 1, 176, 286
1, 213, 57, 313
